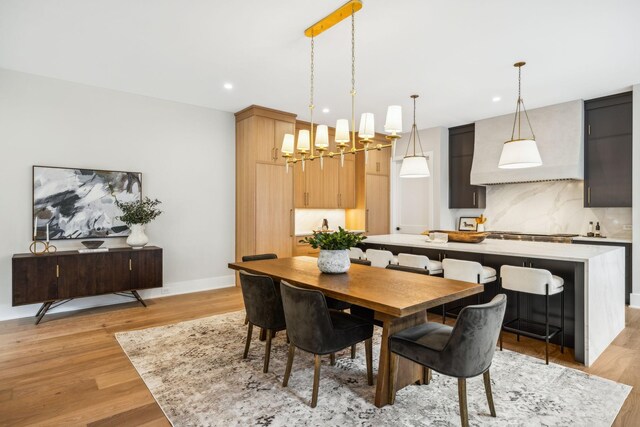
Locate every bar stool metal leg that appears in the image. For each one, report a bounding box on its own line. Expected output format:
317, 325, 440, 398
545, 284, 549, 365
516, 292, 520, 342
561, 290, 565, 354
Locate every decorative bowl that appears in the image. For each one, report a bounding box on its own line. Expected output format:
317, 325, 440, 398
81, 240, 105, 249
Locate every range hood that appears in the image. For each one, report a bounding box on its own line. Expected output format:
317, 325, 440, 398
470, 100, 584, 185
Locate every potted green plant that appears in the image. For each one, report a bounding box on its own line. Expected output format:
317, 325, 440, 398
300, 227, 366, 273
115, 197, 162, 249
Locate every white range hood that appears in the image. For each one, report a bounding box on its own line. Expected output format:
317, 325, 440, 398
470, 100, 584, 185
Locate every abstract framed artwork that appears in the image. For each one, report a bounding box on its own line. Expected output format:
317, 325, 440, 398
458, 216, 478, 231
33, 166, 142, 240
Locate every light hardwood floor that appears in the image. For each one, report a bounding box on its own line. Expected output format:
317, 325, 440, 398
0, 287, 638, 426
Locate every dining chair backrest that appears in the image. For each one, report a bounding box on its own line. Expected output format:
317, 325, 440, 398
442, 258, 483, 283
366, 249, 395, 268
242, 253, 278, 262
239, 270, 285, 330
280, 281, 335, 354
397, 253, 429, 269
441, 294, 507, 378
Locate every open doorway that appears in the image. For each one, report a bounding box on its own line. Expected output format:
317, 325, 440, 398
391, 153, 434, 234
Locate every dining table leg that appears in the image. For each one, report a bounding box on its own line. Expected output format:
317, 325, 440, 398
374, 310, 428, 408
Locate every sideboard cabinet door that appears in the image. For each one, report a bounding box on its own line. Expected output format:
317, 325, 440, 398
131, 249, 163, 290
58, 252, 131, 299
12, 256, 58, 305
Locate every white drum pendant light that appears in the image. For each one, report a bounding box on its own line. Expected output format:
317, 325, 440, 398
498, 62, 542, 169
399, 95, 430, 178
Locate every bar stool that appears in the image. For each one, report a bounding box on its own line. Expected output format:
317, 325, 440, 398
499, 265, 564, 365
349, 247, 366, 260
365, 249, 397, 268
441, 258, 496, 322
397, 253, 443, 275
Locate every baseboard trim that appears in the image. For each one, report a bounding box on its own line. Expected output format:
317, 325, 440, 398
629, 293, 640, 309
0, 274, 236, 322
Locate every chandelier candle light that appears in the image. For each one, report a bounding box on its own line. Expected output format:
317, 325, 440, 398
281, 0, 402, 173
498, 61, 542, 169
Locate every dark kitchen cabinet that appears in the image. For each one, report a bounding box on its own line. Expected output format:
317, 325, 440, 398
449, 123, 486, 208
584, 92, 632, 207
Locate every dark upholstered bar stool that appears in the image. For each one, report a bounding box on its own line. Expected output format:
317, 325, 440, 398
389, 295, 506, 427
238, 271, 286, 373
499, 265, 564, 365
280, 281, 374, 408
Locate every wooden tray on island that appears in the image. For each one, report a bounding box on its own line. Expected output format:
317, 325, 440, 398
422, 230, 490, 243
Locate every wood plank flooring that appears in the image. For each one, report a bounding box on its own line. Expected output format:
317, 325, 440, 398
0, 287, 638, 426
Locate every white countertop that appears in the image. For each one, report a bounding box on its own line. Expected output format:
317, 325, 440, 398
364, 234, 624, 262
573, 236, 632, 244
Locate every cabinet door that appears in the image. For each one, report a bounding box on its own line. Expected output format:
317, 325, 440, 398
584, 94, 632, 207
58, 252, 130, 298
255, 116, 276, 163
339, 157, 356, 208
131, 249, 163, 290
256, 163, 294, 257
12, 256, 58, 305
304, 158, 323, 208
365, 173, 390, 235
321, 154, 340, 208
449, 124, 486, 209
293, 165, 306, 208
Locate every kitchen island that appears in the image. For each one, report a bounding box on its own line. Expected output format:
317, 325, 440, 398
361, 234, 626, 366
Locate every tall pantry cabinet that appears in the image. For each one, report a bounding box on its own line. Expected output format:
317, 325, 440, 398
235, 105, 296, 262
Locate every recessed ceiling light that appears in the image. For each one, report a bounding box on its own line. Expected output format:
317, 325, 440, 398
223, 83, 233, 90
492, 96, 501, 102
322, 108, 330, 113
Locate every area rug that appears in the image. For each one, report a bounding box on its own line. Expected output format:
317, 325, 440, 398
115, 311, 631, 426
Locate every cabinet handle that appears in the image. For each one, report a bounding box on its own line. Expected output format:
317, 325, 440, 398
473, 192, 476, 207
366, 209, 369, 232
56, 264, 59, 278
587, 187, 591, 206
529, 262, 533, 268
376, 162, 380, 172
129, 259, 132, 271
289, 209, 294, 237
274, 147, 279, 161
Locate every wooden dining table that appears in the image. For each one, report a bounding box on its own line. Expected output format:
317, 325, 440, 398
228, 256, 483, 407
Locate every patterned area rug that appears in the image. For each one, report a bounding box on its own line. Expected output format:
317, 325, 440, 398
116, 311, 630, 426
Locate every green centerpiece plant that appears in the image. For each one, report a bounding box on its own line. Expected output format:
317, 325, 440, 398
300, 227, 366, 274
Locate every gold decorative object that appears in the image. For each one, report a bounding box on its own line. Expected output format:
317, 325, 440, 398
281, 0, 401, 173
475, 214, 487, 225
29, 240, 57, 255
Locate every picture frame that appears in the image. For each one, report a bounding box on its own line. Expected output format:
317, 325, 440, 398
33, 165, 142, 240
458, 217, 478, 231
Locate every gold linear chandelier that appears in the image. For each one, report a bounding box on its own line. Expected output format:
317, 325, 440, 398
281, 0, 402, 173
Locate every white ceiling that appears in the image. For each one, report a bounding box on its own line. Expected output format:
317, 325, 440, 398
1, 0, 639, 131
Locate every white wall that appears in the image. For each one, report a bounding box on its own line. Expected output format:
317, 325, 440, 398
631, 85, 640, 307
0, 69, 236, 320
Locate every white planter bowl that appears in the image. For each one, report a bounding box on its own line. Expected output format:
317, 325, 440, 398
317, 249, 351, 274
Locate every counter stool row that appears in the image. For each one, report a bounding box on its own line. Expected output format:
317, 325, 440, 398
351, 248, 565, 365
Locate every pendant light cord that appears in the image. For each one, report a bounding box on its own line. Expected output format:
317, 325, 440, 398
350, 3, 356, 150
309, 34, 315, 152
510, 63, 536, 141
403, 95, 425, 158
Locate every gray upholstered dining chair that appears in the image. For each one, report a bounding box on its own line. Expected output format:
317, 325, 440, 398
388, 294, 507, 427
280, 281, 374, 408
238, 270, 287, 373
241, 253, 278, 326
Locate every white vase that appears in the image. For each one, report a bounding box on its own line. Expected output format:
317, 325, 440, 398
317, 249, 351, 274
126, 224, 149, 249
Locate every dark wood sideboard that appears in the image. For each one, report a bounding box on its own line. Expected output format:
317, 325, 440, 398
12, 246, 163, 324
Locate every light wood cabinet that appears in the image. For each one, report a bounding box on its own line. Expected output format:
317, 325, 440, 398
235, 106, 296, 263
365, 139, 391, 176
338, 158, 356, 208
365, 173, 390, 235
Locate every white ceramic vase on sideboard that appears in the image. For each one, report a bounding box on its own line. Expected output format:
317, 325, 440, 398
126, 224, 149, 249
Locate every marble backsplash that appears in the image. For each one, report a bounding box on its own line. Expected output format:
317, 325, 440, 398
482, 181, 632, 238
